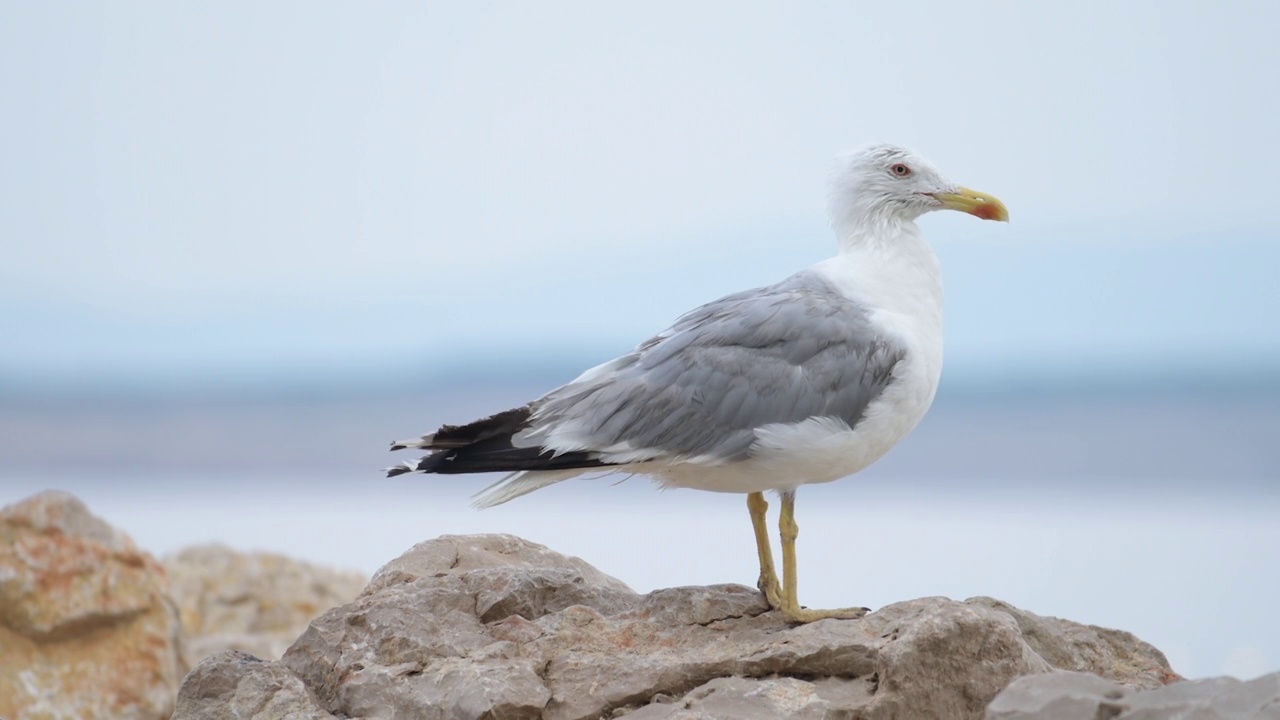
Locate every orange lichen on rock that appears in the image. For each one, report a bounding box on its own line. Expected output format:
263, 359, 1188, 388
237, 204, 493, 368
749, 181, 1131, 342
0, 491, 182, 720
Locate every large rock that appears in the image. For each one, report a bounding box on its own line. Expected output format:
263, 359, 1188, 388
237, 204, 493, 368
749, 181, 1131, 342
165, 544, 366, 667
987, 669, 1280, 719
173, 533, 1179, 720
0, 490, 183, 720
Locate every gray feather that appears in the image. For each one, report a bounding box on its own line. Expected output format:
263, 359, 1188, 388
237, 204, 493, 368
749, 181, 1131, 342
521, 270, 905, 463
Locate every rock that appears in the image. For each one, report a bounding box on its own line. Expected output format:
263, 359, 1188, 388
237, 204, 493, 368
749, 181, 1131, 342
366, 532, 638, 621
967, 597, 1181, 688
622, 676, 870, 720
172, 650, 337, 720
986, 671, 1133, 720
987, 669, 1280, 719
174, 533, 1179, 720
165, 544, 366, 667
0, 490, 183, 720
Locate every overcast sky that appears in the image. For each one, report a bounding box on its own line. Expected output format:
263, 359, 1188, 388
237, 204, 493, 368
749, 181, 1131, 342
2, 1, 1278, 385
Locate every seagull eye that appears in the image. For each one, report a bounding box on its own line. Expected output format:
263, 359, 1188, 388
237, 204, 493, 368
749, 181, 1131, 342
890, 163, 912, 177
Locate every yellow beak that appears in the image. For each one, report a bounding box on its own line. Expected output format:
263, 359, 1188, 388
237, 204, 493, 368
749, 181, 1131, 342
932, 186, 1009, 222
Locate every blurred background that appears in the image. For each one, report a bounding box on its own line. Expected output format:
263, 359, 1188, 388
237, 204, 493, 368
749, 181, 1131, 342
2, 1, 1277, 680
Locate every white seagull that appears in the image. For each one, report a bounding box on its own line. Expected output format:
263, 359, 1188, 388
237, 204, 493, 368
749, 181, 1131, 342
388, 144, 1008, 622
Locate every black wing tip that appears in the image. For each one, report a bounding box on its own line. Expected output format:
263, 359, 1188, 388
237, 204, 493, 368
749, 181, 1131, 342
385, 464, 414, 478
389, 442, 407, 451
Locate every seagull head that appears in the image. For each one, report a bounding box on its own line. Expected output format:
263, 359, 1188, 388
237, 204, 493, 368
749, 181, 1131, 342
827, 143, 1009, 232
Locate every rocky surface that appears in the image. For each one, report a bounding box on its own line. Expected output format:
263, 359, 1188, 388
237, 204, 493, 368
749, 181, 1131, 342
173, 650, 335, 720
0, 491, 183, 720
173, 533, 1182, 720
165, 543, 366, 668
12, 494, 1263, 720
987, 669, 1280, 719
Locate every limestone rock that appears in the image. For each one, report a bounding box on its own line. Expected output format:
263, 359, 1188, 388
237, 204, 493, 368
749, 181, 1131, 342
622, 676, 870, 720
165, 543, 366, 667
0, 490, 183, 720
967, 597, 1180, 688
987, 669, 1280, 719
175, 532, 1179, 720
173, 650, 337, 720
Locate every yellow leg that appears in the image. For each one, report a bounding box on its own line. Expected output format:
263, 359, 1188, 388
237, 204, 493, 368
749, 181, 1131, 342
747, 491, 783, 608
774, 490, 869, 623
779, 491, 801, 609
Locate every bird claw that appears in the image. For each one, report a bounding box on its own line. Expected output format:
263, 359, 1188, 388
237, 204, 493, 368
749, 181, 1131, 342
757, 573, 785, 610
757, 575, 868, 623
776, 605, 870, 623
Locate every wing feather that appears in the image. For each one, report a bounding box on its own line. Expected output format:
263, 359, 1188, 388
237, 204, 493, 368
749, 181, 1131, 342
522, 270, 905, 465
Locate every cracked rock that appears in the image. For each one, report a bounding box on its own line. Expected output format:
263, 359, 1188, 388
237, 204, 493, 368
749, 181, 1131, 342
173, 533, 1182, 720
173, 650, 336, 720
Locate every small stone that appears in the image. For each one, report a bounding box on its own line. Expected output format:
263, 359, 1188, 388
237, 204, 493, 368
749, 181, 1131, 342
172, 650, 337, 719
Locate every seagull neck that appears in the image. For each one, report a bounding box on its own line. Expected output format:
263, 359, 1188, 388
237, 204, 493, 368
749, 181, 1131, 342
826, 216, 943, 321
835, 216, 920, 254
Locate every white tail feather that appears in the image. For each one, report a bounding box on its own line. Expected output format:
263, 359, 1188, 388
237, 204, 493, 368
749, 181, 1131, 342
470, 468, 592, 508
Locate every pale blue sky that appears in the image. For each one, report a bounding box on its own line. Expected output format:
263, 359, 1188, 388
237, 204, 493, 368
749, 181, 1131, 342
2, 1, 1278, 386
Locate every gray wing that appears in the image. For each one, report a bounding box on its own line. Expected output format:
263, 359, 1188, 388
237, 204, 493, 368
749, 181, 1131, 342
518, 270, 905, 465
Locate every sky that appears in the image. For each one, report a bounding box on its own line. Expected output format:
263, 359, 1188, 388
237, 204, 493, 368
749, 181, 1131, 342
2, 1, 1279, 387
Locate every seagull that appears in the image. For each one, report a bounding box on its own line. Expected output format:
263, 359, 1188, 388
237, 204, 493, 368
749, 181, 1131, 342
387, 144, 1008, 622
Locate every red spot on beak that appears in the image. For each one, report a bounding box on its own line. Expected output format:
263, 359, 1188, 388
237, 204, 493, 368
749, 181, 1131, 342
972, 203, 1002, 221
